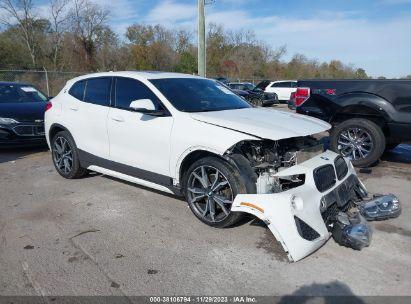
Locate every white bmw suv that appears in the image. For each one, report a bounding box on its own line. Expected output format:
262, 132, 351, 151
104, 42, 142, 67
45, 71, 370, 262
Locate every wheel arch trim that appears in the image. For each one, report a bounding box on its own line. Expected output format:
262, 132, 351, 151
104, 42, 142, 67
331, 92, 395, 123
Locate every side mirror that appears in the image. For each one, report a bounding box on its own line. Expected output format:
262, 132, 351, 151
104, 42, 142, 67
129, 99, 167, 117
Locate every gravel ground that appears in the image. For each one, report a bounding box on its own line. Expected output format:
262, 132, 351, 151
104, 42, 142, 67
0, 106, 410, 297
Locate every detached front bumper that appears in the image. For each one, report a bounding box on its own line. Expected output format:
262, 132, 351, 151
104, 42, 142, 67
231, 150, 365, 262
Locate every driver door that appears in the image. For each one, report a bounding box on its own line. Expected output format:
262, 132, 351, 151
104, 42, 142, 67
107, 77, 173, 179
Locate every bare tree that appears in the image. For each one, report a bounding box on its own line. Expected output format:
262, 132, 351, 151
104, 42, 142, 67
0, 0, 38, 65
70, 0, 109, 69
49, 0, 70, 70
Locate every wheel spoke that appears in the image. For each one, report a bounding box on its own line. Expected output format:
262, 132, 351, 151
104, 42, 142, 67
213, 194, 232, 205
188, 187, 205, 195
190, 194, 205, 204
208, 198, 216, 222
212, 197, 230, 215
211, 180, 228, 192
210, 171, 219, 189
200, 166, 210, 187
192, 171, 208, 188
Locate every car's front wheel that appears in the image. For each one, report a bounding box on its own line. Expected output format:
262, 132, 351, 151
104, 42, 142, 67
51, 130, 87, 179
183, 156, 246, 228
330, 118, 385, 167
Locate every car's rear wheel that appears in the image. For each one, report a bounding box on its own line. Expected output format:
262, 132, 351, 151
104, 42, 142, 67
330, 118, 385, 167
183, 156, 246, 228
51, 131, 87, 179
250, 96, 263, 107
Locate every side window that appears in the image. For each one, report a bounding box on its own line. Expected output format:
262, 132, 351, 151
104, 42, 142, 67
271, 82, 282, 88
84, 78, 111, 106
68, 80, 86, 101
291, 82, 297, 88
115, 78, 160, 110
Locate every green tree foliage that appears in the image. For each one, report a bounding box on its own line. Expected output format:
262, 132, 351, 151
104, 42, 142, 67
0, 1, 370, 80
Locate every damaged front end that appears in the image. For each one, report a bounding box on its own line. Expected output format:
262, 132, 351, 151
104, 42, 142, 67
225, 138, 401, 262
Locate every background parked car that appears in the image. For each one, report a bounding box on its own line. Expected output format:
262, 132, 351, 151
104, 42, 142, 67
213, 77, 230, 86
294, 79, 411, 167
264, 80, 297, 103
228, 82, 278, 107
0, 82, 49, 147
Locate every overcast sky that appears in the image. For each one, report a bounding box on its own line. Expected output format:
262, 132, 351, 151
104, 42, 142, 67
39, 0, 411, 78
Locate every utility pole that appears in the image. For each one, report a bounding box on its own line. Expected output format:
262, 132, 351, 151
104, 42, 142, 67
198, 0, 206, 77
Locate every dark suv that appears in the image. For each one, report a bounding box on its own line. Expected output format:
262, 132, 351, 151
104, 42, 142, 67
294, 79, 411, 167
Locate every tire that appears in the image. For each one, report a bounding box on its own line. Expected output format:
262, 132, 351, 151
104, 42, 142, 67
51, 130, 88, 179
249, 96, 263, 107
183, 156, 246, 228
330, 118, 385, 167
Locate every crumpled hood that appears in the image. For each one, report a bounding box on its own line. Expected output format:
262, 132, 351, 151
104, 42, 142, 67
190, 107, 330, 140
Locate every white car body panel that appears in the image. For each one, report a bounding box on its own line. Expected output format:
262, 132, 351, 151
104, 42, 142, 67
265, 80, 297, 101
169, 114, 258, 182
107, 107, 174, 176
63, 91, 110, 159
190, 107, 330, 141
232, 150, 359, 262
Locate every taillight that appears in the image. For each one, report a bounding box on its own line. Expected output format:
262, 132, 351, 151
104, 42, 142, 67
45, 102, 52, 111
294, 87, 310, 107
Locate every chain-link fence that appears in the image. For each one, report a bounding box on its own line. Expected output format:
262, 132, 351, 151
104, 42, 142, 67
0, 70, 84, 97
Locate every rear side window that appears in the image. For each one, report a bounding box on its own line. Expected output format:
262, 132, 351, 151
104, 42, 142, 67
84, 78, 111, 106
271, 82, 282, 88
69, 81, 85, 101
115, 77, 160, 110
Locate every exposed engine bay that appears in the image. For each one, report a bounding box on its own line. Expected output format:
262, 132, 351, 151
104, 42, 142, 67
226, 136, 323, 194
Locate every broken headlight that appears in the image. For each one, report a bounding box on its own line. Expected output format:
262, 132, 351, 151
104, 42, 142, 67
332, 211, 372, 250
358, 194, 401, 221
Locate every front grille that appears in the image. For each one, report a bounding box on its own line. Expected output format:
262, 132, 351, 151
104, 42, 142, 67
294, 216, 320, 241
13, 125, 44, 136
313, 164, 336, 192
334, 156, 348, 180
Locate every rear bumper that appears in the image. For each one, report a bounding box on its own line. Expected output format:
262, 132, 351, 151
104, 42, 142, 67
231, 150, 364, 262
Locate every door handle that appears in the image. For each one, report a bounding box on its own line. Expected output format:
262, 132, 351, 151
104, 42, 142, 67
111, 115, 124, 122
69, 105, 79, 111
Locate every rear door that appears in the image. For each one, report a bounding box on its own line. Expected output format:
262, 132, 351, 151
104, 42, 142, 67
267, 82, 288, 100
64, 77, 111, 159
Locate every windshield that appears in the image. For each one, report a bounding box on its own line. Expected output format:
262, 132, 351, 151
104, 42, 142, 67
244, 83, 255, 90
0, 85, 48, 103
150, 78, 251, 112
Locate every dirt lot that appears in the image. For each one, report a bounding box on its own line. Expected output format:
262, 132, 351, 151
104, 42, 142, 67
0, 105, 410, 297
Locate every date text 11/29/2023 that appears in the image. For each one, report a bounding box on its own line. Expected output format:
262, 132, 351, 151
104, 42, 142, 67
149, 296, 257, 303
